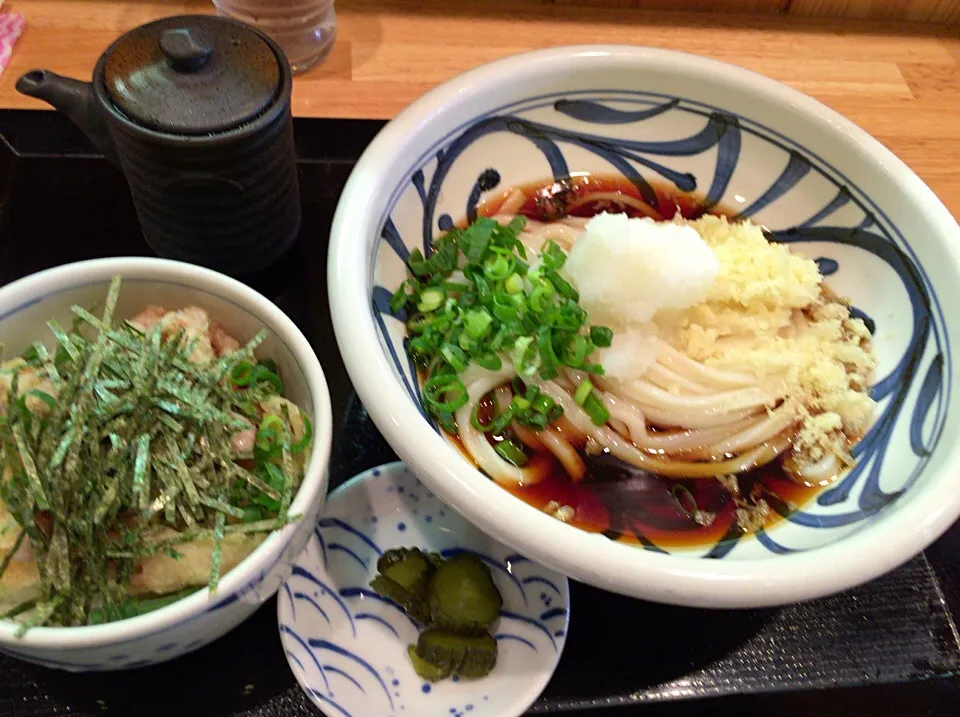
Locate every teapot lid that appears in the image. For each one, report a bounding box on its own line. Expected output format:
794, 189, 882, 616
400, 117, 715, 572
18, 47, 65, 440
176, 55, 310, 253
102, 15, 281, 135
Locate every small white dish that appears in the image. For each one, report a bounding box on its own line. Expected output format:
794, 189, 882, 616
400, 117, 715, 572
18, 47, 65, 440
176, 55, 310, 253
278, 461, 570, 717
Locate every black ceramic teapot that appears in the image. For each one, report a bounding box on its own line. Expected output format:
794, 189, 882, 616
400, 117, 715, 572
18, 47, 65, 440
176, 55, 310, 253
16, 15, 301, 277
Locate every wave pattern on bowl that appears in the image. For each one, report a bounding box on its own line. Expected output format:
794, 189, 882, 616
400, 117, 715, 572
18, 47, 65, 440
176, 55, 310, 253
369, 91, 948, 559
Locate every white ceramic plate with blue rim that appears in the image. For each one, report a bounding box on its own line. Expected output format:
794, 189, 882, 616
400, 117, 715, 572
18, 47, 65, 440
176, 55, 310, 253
278, 462, 570, 717
328, 46, 960, 608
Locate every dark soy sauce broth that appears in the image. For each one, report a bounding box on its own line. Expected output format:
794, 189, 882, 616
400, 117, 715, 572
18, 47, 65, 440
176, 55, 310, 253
445, 174, 824, 549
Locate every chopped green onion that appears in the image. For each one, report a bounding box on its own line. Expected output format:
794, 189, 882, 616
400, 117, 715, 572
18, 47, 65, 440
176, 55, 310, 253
526, 412, 549, 430
545, 269, 578, 300
258, 358, 279, 375
483, 254, 512, 281
590, 326, 613, 348
437, 411, 457, 434
440, 344, 468, 372
252, 365, 283, 394
562, 335, 588, 367
506, 216, 527, 238
529, 282, 555, 313
457, 218, 496, 262
464, 309, 493, 340
397, 216, 616, 436
541, 240, 567, 270
390, 280, 419, 314
574, 379, 594, 406
492, 294, 520, 323
406, 314, 431, 334
230, 361, 255, 386
512, 336, 540, 377
407, 249, 429, 276
583, 392, 610, 426
291, 412, 313, 454
417, 288, 446, 313
442, 281, 470, 295
489, 404, 516, 435
511, 396, 531, 413
422, 374, 469, 413
473, 352, 502, 371
256, 414, 285, 459
532, 394, 555, 415
471, 402, 498, 433
537, 326, 560, 373
495, 440, 528, 467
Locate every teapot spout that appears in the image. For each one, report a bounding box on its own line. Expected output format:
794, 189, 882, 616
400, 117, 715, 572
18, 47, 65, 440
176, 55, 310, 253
16, 70, 117, 163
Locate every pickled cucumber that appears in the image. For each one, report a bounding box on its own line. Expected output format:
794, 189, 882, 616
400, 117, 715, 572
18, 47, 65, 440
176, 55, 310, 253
407, 644, 451, 682
377, 548, 433, 592
369, 575, 430, 624
415, 628, 498, 679
370, 548, 436, 623
428, 553, 502, 630
372, 546, 504, 683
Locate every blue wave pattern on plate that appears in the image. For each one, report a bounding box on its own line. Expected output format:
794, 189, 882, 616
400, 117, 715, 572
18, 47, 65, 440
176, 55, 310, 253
280, 472, 569, 716
368, 91, 949, 558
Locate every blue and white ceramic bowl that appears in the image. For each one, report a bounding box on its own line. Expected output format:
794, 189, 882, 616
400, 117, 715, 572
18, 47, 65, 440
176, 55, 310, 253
0, 258, 333, 670
278, 462, 570, 717
328, 46, 960, 608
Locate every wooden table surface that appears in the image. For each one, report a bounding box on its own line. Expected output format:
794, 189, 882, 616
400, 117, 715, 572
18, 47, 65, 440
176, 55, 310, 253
1, 0, 959, 218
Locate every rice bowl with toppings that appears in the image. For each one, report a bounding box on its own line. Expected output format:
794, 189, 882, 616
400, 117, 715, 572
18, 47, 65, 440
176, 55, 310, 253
0, 257, 331, 670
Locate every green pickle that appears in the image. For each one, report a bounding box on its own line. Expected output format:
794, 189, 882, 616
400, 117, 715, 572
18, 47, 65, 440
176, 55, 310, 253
407, 644, 451, 682
415, 628, 498, 679
372, 546, 504, 683
370, 548, 437, 623
428, 553, 502, 630
369, 575, 431, 625
378, 548, 433, 592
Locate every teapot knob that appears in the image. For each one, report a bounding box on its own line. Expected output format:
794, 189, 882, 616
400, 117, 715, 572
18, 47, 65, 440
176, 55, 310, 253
160, 28, 212, 72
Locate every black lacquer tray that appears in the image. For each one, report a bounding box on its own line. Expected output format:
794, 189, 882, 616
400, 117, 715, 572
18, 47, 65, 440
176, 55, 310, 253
0, 110, 958, 717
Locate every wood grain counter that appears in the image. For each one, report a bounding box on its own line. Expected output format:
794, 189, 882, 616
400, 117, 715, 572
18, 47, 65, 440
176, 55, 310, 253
1, 0, 959, 218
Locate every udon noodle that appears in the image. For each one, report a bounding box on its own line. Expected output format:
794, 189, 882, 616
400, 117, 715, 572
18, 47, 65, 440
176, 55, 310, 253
398, 174, 876, 544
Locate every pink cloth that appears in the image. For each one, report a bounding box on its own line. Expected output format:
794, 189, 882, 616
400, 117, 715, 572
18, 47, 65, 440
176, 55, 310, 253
0, 12, 25, 79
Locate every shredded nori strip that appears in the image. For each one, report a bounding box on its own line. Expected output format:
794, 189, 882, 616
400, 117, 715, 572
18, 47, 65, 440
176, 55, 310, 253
0, 277, 309, 630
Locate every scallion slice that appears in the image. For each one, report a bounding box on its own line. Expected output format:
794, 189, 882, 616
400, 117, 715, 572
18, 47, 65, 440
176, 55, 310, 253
464, 309, 493, 341
574, 379, 594, 406
589, 326, 613, 348
417, 288, 446, 313
512, 336, 540, 377
583, 392, 610, 426
422, 374, 469, 413
440, 344, 468, 372
504, 273, 524, 295
495, 440, 528, 467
